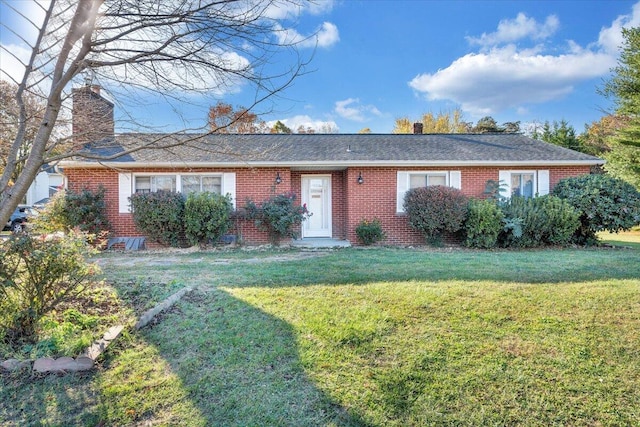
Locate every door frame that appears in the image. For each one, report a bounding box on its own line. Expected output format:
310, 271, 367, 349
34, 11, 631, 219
301, 174, 332, 238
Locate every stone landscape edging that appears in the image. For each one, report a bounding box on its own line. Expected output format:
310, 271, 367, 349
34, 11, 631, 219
1, 286, 193, 374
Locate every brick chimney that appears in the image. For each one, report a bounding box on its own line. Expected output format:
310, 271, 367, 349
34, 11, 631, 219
72, 85, 114, 145
413, 122, 423, 134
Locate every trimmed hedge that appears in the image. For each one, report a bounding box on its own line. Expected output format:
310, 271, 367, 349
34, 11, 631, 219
464, 199, 504, 249
404, 186, 468, 245
130, 191, 186, 247
184, 192, 232, 247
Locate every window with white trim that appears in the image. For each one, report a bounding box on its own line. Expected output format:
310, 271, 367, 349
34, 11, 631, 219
396, 170, 462, 213
511, 172, 534, 198
134, 176, 176, 193
180, 175, 222, 195
134, 174, 222, 195
498, 170, 549, 199
409, 172, 448, 188
119, 172, 236, 213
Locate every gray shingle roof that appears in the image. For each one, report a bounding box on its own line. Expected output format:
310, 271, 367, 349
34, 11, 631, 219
64, 133, 603, 167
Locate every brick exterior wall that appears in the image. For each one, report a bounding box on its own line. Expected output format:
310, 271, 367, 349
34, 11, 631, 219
64, 164, 592, 247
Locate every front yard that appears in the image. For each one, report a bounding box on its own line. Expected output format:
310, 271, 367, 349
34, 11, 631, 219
1, 242, 640, 426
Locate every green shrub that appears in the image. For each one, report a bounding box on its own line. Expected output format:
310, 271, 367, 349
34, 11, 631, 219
0, 232, 100, 343
464, 199, 504, 248
552, 174, 640, 244
403, 186, 468, 245
245, 192, 310, 245
355, 218, 385, 246
130, 191, 186, 247
184, 192, 232, 247
32, 187, 111, 237
499, 195, 580, 247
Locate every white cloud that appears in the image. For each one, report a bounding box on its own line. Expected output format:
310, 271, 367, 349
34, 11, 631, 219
597, 1, 640, 54
264, 0, 335, 20
0, 43, 33, 84
410, 3, 640, 116
274, 21, 339, 48
334, 98, 382, 122
467, 13, 559, 48
267, 115, 338, 132
409, 46, 615, 115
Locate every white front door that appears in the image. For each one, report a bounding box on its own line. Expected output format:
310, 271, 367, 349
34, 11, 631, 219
302, 175, 332, 238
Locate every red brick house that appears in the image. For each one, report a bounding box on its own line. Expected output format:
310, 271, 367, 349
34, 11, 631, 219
59, 86, 604, 246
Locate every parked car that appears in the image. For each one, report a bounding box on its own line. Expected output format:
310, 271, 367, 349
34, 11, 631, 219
3, 205, 34, 233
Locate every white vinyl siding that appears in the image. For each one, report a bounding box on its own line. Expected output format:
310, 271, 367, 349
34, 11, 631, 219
499, 170, 549, 199
396, 170, 462, 213
118, 172, 236, 212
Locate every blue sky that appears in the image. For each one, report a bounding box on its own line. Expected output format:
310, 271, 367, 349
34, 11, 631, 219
1, 0, 639, 134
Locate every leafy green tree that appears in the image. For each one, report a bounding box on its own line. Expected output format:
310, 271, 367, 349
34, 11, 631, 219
270, 120, 292, 134
539, 120, 582, 152
600, 27, 640, 188
472, 116, 500, 133
605, 143, 640, 189
393, 109, 470, 134
579, 115, 628, 156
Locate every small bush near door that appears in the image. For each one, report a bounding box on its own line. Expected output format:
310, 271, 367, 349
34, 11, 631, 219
245, 193, 310, 245
356, 218, 385, 246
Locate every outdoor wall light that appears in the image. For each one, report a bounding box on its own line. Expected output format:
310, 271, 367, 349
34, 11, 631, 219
275, 172, 282, 185
357, 172, 364, 184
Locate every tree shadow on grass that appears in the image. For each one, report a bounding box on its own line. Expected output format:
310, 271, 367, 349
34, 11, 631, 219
97, 287, 374, 426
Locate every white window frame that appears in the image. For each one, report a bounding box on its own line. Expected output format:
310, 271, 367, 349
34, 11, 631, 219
118, 172, 236, 213
396, 170, 462, 213
498, 170, 549, 199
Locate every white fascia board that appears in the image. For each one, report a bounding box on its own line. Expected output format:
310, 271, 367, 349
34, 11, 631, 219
58, 159, 604, 169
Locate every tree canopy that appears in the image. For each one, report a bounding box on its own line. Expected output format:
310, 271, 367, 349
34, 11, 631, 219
208, 102, 266, 134
600, 26, 640, 188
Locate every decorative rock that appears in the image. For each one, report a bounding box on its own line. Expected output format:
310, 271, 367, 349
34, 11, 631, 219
83, 340, 107, 361
33, 357, 56, 373
83, 325, 124, 360
1, 358, 30, 372
134, 287, 192, 330
103, 325, 124, 341
54, 357, 76, 372
74, 356, 95, 371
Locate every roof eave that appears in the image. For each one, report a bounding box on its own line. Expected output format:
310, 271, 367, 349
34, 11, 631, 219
58, 159, 605, 169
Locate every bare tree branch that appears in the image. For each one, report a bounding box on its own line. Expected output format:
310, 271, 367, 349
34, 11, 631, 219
0, 0, 313, 227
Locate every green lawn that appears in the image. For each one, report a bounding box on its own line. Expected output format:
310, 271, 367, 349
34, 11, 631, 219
599, 227, 640, 249
2, 247, 640, 426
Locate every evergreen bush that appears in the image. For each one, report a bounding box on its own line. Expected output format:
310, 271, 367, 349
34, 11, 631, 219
32, 187, 111, 238
129, 191, 186, 247
355, 218, 385, 246
499, 195, 579, 247
464, 199, 504, 249
552, 174, 640, 244
184, 192, 232, 247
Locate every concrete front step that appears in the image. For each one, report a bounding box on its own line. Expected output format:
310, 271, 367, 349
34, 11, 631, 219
290, 238, 351, 248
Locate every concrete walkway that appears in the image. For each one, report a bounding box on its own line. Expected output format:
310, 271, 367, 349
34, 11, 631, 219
290, 238, 351, 248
